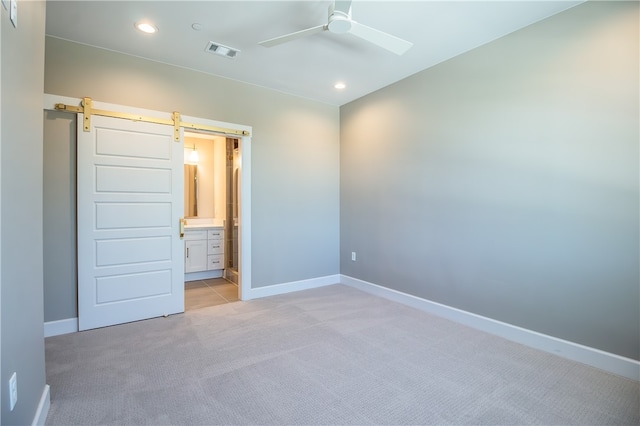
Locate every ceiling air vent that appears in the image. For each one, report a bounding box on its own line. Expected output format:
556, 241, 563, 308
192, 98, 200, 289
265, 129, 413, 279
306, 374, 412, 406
205, 41, 240, 59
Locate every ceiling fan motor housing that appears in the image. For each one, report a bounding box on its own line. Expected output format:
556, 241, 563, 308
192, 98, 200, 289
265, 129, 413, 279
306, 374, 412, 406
327, 7, 352, 34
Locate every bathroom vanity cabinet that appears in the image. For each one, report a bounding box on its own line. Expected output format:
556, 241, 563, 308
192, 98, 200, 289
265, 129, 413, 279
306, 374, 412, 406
184, 226, 224, 279
206, 229, 224, 270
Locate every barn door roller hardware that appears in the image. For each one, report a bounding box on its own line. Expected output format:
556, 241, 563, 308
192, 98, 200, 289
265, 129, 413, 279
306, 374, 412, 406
54, 97, 250, 141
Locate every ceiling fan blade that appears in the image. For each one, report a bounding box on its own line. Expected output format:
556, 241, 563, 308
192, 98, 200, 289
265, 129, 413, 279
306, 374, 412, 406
333, 0, 353, 15
348, 21, 413, 55
259, 25, 326, 48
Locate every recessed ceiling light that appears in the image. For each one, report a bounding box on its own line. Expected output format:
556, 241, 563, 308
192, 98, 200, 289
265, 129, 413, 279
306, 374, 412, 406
334, 82, 346, 90
192, 23, 202, 31
135, 21, 158, 34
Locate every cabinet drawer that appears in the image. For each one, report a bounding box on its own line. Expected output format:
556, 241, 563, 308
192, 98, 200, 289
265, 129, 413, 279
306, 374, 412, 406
208, 240, 224, 254
183, 230, 208, 241
208, 229, 224, 240
207, 254, 224, 270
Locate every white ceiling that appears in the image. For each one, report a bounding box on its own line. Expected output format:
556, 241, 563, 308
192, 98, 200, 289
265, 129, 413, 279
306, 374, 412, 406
45, 1, 583, 106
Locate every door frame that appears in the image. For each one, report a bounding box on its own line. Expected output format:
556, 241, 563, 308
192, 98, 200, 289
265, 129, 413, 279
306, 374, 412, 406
44, 94, 252, 304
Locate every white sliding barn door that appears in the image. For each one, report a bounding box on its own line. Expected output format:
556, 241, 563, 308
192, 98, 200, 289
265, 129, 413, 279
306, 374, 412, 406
77, 114, 184, 331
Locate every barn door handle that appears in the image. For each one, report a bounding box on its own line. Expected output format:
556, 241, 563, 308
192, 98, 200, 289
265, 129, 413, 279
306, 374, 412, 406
179, 218, 185, 239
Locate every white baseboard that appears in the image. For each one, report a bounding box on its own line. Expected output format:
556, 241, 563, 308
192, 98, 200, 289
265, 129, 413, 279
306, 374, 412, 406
44, 317, 78, 337
42, 274, 338, 334
245, 274, 340, 300
340, 275, 640, 381
32, 384, 50, 426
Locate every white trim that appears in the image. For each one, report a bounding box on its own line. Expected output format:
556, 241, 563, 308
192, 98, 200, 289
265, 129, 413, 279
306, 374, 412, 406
341, 275, 640, 381
31, 384, 50, 426
238, 136, 252, 301
44, 317, 78, 337
245, 274, 340, 300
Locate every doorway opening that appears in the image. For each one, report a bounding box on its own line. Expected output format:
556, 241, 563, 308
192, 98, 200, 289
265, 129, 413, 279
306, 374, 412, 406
182, 133, 242, 310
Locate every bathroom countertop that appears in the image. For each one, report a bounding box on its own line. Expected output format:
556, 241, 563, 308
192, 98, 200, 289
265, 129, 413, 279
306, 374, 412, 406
184, 224, 223, 230
184, 218, 224, 229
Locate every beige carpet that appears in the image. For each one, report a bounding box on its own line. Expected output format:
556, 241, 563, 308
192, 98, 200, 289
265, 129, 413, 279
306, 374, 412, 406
45, 284, 639, 425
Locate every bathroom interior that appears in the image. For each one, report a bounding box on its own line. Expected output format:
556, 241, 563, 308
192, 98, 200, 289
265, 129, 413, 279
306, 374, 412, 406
183, 132, 240, 310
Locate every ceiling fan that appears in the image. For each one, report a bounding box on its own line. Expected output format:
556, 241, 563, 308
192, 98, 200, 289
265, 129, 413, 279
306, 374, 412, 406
258, 0, 413, 55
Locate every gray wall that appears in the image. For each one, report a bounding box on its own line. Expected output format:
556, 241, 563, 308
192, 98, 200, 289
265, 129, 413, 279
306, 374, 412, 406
43, 112, 77, 322
1, 1, 47, 424
340, 1, 639, 360
43, 37, 340, 321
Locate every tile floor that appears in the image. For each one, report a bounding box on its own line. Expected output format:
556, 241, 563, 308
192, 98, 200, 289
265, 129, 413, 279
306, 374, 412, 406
185, 278, 238, 311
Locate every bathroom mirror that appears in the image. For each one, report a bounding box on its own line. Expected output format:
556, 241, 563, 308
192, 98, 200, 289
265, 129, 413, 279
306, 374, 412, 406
184, 164, 198, 217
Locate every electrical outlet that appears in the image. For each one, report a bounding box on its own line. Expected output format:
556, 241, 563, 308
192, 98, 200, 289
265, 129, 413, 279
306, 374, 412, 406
9, 372, 17, 411
351, 252, 356, 261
